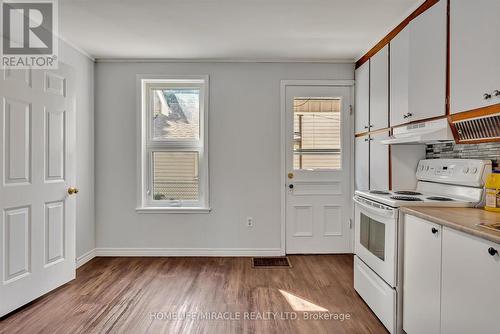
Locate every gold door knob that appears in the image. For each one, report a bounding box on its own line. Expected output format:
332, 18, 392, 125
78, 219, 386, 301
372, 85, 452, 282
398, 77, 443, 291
68, 187, 79, 195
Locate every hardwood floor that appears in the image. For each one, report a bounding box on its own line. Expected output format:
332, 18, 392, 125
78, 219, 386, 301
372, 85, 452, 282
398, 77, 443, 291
0, 255, 387, 334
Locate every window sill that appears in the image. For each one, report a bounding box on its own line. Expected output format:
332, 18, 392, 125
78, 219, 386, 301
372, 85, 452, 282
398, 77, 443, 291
135, 207, 212, 214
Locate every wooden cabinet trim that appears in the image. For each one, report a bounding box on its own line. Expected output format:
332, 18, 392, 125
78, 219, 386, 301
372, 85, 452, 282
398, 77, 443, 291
355, 0, 439, 69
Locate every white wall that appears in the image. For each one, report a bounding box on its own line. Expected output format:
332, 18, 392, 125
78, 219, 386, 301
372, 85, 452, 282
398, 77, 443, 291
95, 62, 353, 254
59, 40, 95, 259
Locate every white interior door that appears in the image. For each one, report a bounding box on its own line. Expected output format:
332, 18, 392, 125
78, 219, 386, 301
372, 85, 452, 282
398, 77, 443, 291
0, 64, 76, 317
284, 84, 352, 254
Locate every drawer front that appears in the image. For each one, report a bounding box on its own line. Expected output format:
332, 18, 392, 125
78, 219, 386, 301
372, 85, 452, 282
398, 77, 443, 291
354, 256, 396, 333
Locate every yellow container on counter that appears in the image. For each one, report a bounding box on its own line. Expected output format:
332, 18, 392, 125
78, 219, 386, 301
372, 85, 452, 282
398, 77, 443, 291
485, 172, 500, 212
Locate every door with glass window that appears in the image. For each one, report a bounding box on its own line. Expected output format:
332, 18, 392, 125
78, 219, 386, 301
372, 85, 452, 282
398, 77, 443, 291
284, 84, 352, 253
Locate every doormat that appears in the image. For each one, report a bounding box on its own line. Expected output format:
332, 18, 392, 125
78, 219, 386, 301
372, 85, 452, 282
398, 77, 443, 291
252, 257, 291, 268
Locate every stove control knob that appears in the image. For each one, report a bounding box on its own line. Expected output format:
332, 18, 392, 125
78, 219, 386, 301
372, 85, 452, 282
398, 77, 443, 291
419, 165, 425, 171
471, 167, 478, 174
425, 165, 430, 171
462, 167, 469, 174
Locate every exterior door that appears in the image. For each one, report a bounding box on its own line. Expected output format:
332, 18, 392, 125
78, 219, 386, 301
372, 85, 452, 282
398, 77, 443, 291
0, 64, 76, 317
284, 83, 352, 253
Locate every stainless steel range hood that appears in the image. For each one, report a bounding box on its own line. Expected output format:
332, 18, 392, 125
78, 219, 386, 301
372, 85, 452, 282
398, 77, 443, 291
381, 118, 455, 145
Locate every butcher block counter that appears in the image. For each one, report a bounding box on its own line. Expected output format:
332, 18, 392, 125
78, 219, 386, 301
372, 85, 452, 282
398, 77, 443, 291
400, 207, 500, 244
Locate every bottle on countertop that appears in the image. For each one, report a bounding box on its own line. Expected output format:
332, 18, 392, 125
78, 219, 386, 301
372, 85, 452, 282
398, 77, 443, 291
485, 171, 500, 212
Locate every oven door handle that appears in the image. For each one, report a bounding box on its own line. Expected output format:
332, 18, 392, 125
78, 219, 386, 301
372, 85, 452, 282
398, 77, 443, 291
353, 197, 395, 218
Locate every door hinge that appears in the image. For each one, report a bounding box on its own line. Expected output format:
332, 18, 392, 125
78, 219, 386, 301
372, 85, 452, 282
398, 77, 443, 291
349, 105, 353, 115
349, 218, 353, 229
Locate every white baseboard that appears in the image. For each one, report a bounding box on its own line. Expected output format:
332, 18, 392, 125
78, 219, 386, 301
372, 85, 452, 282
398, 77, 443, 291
76, 249, 97, 268
94, 247, 284, 257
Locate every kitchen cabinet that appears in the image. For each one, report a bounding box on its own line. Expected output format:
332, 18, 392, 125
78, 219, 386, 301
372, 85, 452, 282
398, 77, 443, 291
355, 135, 369, 190
403, 215, 500, 334
369, 46, 389, 131
441, 227, 500, 334
369, 131, 389, 191
390, 26, 409, 127
450, 0, 500, 114
355, 61, 370, 134
390, 0, 446, 127
355, 132, 391, 191
403, 215, 442, 334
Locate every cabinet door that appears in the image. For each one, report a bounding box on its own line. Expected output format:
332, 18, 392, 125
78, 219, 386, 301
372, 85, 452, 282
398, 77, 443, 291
370, 46, 389, 131
390, 26, 410, 127
441, 227, 500, 334
408, 0, 446, 122
369, 132, 389, 191
403, 215, 442, 334
355, 61, 370, 134
450, 0, 500, 113
355, 136, 369, 190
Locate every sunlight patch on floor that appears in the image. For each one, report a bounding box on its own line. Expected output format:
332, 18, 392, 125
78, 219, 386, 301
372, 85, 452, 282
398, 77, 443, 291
279, 289, 329, 312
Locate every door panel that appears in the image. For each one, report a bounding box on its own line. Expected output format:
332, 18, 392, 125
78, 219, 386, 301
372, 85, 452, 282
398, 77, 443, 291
284, 84, 352, 254
0, 64, 76, 317
355, 136, 369, 190
355, 62, 369, 134
3, 206, 31, 283
390, 26, 410, 127
369, 45, 389, 131
408, 0, 446, 122
369, 131, 389, 191
403, 215, 441, 334
450, 0, 500, 113
4, 98, 31, 184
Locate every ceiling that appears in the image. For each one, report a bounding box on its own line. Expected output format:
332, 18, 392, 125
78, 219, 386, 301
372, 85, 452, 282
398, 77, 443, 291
59, 0, 422, 61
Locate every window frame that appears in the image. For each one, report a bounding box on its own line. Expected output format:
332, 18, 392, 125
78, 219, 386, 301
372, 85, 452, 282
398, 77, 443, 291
136, 75, 210, 213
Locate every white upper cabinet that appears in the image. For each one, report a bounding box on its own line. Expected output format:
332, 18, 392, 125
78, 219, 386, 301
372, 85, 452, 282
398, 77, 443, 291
355, 135, 369, 190
450, 0, 500, 114
441, 227, 500, 334
355, 61, 370, 134
408, 0, 447, 122
390, 0, 447, 127
390, 26, 410, 127
370, 46, 389, 131
369, 131, 389, 190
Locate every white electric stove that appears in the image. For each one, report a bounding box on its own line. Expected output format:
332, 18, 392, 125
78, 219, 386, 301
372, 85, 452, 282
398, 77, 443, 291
353, 159, 492, 334
355, 159, 492, 208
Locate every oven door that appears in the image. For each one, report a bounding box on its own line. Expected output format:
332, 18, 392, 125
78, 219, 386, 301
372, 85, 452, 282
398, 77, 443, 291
354, 196, 397, 287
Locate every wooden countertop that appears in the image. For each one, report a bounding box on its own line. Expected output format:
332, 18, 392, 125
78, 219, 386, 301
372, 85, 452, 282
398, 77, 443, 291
400, 207, 500, 244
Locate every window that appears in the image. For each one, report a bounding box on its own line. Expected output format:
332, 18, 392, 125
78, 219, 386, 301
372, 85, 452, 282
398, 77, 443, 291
293, 97, 341, 170
137, 76, 209, 212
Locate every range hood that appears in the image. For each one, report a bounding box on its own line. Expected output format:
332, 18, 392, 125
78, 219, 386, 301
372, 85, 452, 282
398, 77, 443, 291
381, 118, 454, 145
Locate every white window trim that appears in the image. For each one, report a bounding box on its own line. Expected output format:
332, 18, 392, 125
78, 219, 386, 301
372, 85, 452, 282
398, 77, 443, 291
136, 74, 210, 213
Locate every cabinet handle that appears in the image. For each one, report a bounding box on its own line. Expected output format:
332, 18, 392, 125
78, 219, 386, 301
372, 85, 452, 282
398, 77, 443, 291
288, 184, 294, 189
403, 113, 413, 119
484, 93, 492, 100
431, 227, 439, 234
364, 125, 369, 129
364, 138, 369, 142
369, 124, 374, 128
493, 90, 500, 97
488, 247, 498, 256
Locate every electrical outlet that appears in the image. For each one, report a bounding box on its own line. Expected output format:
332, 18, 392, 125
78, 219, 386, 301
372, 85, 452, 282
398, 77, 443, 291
246, 217, 254, 228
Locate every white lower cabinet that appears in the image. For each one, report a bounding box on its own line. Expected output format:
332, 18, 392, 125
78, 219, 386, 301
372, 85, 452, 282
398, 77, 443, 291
403, 215, 441, 334
441, 227, 500, 334
403, 215, 500, 334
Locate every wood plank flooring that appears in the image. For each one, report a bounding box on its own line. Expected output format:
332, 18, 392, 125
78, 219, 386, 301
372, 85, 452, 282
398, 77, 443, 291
0, 255, 388, 334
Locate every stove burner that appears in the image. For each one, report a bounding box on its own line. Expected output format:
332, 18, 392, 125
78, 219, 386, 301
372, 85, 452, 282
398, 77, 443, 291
427, 196, 454, 201
370, 190, 391, 195
394, 191, 422, 196
390, 196, 423, 201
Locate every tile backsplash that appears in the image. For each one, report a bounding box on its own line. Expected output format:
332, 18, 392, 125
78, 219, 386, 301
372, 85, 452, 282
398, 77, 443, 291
426, 142, 500, 171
